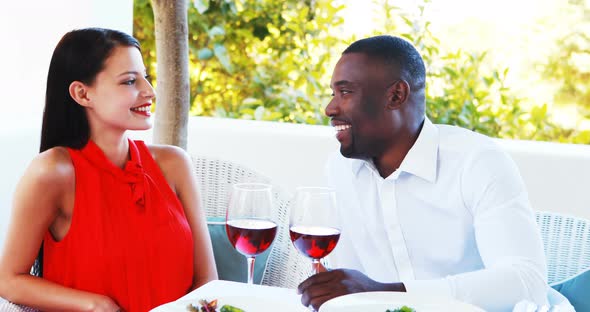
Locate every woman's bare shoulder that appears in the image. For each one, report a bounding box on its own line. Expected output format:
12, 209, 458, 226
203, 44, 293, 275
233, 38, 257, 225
147, 144, 191, 168
28, 147, 75, 185
145, 144, 193, 191
12, 147, 75, 217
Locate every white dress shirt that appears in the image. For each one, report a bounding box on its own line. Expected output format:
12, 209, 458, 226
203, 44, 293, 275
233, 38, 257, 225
325, 118, 552, 312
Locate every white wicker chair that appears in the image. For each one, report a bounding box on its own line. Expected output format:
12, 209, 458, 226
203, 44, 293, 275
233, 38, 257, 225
535, 211, 590, 285
193, 159, 590, 288
192, 156, 309, 289
0, 298, 36, 312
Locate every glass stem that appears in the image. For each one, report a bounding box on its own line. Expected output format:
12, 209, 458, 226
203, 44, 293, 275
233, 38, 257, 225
247, 256, 256, 284
311, 259, 321, 275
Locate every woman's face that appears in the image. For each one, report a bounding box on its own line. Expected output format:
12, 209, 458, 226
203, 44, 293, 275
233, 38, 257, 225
84, 45, 155, 135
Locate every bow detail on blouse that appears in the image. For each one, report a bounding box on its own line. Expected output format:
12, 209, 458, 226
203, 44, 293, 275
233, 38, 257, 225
80, 139, 150, 210
121, 160, 147, 208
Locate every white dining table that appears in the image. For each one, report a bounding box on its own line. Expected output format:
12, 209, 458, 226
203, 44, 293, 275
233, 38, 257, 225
150, 280, 307, 312
150, 279, 496, 312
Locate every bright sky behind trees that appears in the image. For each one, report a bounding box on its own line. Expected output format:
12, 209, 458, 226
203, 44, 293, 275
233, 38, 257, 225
338, 0, 588, 129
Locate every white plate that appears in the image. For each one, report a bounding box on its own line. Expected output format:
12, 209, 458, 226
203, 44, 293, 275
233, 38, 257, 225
152, 295, 309, 312
319, 292, 485, 312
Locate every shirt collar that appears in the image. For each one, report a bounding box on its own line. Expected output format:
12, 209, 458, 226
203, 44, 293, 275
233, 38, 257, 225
350, 117, 439, 183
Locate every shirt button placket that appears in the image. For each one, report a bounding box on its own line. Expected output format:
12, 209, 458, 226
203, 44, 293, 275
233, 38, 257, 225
381, 177, 415, 281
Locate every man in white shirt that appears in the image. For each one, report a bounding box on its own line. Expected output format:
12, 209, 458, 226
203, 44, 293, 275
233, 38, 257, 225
297, 35, 554, 312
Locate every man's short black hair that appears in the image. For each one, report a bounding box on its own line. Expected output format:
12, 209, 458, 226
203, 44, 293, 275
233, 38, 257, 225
343, 35, 426, 91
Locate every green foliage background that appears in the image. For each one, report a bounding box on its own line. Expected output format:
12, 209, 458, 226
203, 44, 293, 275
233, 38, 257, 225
135, 0, 343, 125
541, 0, 590, 120
133, 0, 590, 144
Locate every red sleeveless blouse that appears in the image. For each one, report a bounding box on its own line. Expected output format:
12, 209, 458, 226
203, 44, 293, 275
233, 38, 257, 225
43, 140, 194, 312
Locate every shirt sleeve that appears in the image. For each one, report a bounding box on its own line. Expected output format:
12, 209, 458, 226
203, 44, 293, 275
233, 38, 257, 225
404, 146, 549, 312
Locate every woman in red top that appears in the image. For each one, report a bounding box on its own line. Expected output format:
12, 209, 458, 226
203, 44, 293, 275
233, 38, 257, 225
0, 28, 218, 311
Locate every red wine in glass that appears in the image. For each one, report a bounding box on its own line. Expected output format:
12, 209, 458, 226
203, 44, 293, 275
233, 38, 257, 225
226, 183, 275, 284
290, 187, 340, 277
226, 218, 277, 257
289, 225, 340, 259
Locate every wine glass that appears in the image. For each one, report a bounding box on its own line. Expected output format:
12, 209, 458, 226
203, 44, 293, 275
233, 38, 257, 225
226, 183, 277, 284
289, 187, 340, 275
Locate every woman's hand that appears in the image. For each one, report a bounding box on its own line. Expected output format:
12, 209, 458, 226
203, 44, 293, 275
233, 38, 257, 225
89, 295, 121, 312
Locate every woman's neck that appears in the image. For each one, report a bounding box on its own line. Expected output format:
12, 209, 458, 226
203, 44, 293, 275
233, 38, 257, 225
90, 134, 130, 169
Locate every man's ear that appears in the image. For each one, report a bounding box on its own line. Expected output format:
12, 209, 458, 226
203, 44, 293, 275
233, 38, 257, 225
68, 81, 92, 107
386, 80, 410, 110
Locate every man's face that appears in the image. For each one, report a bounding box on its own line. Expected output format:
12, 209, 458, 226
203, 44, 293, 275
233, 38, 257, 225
325, 53, 395, 159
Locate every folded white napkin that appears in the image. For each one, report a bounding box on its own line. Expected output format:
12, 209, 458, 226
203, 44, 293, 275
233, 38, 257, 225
513, 300, 540, 312
513, 287, 575, 312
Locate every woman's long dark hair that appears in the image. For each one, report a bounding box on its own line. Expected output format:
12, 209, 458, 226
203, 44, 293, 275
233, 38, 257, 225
32, 28, 140, 277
